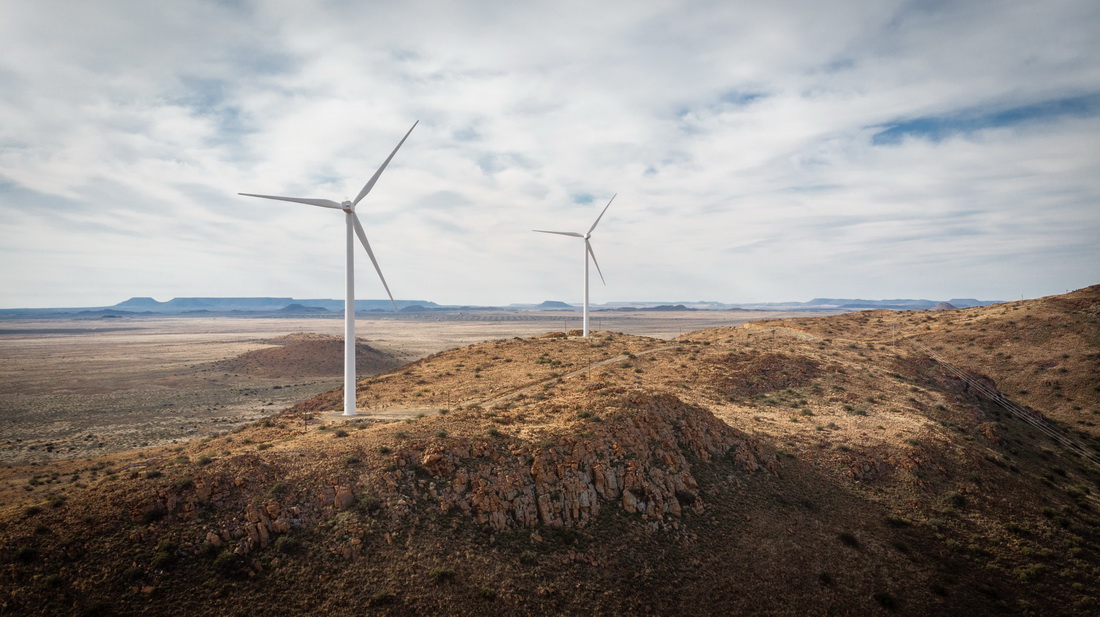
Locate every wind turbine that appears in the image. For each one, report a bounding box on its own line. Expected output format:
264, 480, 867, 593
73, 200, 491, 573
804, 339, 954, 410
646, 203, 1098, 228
239, 121, 417, 416
533, 194, 616, 337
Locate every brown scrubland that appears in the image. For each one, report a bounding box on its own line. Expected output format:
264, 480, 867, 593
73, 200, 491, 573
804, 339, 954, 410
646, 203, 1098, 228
1, 289, 1098, 616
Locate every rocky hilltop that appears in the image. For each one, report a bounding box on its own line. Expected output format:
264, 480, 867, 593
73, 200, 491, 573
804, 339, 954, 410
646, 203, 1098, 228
2, 287, 1098, 616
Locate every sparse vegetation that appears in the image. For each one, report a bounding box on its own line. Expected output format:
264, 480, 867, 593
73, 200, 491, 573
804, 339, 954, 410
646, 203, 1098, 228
3, 288, 1100, 616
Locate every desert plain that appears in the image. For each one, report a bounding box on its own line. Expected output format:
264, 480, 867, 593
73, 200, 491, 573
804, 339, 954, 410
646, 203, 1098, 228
0, 309, 796, 464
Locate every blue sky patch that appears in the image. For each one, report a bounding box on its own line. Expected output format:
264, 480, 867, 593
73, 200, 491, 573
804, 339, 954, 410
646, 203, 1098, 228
872, 93, 1100, 144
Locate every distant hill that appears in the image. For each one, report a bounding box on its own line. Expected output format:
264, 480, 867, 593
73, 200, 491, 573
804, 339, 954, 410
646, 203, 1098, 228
208, 334, 401, 378
604, 304, 697, 312
804, 297, 1001, 310
276, 304, 329, 314
642, 304, 696, 312
2, 295, 1007, 316
105, 297, 438, 314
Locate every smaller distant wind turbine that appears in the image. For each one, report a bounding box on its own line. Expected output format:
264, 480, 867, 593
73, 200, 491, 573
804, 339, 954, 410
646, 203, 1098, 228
239, 121, 417, 416
534, 194, 616, 337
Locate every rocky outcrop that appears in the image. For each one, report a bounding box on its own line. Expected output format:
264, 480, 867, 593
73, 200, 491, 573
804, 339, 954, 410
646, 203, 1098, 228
375, 393, 775, 532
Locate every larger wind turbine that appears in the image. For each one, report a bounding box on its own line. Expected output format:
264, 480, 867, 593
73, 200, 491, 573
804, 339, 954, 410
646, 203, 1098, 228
533, 194, 616, 337
239, 121, 417, 416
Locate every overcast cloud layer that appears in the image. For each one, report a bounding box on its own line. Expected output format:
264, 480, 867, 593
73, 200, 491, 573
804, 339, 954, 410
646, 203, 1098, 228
1, 0, 1098, 308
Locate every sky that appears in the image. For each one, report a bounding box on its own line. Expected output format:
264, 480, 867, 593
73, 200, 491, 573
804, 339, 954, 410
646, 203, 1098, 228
1, 0, 1098, 308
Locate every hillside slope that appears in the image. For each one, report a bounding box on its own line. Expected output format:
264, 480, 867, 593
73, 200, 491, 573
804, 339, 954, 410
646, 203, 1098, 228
2, 290, 1099, 616
208, 334, 403, 378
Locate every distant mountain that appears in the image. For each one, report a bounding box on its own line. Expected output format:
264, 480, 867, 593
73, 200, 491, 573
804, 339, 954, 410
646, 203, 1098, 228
946, 298, 988, 308
114, 297, 294, 312
105, 297, 437, 314
276, 303, 330, 314
641, 304, 696, 312
113, 297, 162, 309
803, 298, 1001, 310
1, 295, 1005, 317
296, 299, 440, 312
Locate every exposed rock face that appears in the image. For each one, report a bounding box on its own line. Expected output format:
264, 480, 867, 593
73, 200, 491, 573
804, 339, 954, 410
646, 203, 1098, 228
376, 393, 775, 531
333, 486, 356, 510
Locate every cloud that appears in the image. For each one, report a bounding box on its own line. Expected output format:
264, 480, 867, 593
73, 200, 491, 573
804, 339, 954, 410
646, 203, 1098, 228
1, 0, 1098, 308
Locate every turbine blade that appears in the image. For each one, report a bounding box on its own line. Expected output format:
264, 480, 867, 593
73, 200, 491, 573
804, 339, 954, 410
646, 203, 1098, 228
238, 193, 344, 209
351, 213, 398, 311
353, 120, 419, 206
587, 193, 616, 234
533, 230, 584, 237
586, 239, 606, 285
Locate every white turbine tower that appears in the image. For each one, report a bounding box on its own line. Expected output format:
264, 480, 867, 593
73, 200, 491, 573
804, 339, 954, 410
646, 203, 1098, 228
239, 121, 417, 416
534, 194, 616, 337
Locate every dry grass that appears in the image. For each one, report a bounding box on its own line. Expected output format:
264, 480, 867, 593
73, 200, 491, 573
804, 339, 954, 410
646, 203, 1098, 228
2, 291, 1099, 616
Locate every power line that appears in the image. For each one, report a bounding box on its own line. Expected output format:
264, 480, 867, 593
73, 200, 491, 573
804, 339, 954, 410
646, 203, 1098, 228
907, 340, 1099, 468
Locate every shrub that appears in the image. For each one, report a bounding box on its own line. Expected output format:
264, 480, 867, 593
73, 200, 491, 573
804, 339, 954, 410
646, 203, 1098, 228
884, 515, 913, 528
14, 546, 37, 563
151, 550, 174, 569
274, 536, 302, 555
873, 591, 899, 610
80, 598, 114, 616
356, 495, 382, 515
369, 590, 395, 606
429, 567, 456, 583
145, 470, 163, 479
1013, 564, 1045, 582
333, 429, 349, 438
838, 532, 860, 548
212, 551, 247, 578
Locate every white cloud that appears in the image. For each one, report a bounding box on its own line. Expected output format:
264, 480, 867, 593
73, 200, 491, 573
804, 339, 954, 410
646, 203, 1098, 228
1, 0, 1098, 308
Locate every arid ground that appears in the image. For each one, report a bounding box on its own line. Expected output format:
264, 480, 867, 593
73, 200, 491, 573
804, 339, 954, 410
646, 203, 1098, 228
2, 292, 1097, 616
0, 310, 798, 464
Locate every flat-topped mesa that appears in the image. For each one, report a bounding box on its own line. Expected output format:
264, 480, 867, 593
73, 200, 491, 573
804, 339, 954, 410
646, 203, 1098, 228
374, 392, 776, 532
